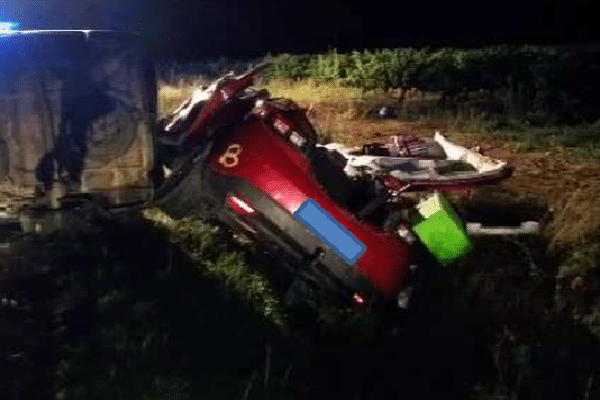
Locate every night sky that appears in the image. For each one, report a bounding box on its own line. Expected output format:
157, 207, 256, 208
2, 0, 598, 60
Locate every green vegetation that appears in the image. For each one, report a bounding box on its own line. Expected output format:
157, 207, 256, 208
142, 208, 288, 328
264, 46, 600, 125
486, 122, 600, 159
158, 44, 600, 125
33, 218, 296, 400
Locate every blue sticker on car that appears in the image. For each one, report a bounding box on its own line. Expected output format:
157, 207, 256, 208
293, 198, 367, 265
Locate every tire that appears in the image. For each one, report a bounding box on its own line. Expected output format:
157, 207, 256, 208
155, 164, 205, 219
153, 144, 218, 220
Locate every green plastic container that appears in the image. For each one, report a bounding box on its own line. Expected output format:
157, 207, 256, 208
410, 193, 473, 266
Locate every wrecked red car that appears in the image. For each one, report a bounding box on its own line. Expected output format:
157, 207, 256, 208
152, 64, 517, 308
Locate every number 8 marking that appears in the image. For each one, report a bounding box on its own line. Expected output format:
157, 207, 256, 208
219, 144, 243, 168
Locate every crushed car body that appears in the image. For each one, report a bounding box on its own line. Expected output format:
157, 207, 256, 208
320, 132, 513, 192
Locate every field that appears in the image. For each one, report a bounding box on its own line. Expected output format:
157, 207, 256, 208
2, 71, 600, 399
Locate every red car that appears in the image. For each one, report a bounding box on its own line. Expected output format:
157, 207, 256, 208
154, 65, 415, 308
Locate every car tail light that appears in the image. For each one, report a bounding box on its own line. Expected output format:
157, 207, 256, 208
226, 195, 255, 215
353, 293, 365, 304
351, 292, 370, 313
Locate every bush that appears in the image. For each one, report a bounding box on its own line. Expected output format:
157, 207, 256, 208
260, 46, 600, 122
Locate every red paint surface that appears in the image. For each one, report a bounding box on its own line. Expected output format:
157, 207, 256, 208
210, 120, 411, 298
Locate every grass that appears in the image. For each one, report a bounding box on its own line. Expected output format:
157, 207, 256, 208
157, 84, 199, 119
483, 123, 600, 159
33, 217, 297, 400
31, 215, 598, 400
28, 213, 502, 400
265, 79, 365, 103
142, 208, 288, 328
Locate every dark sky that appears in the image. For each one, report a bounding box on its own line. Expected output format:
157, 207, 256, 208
2, 0, 598, 60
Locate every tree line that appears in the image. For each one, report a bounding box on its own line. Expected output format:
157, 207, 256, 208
265, 46, 600, 124
157, 45, 600, 124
